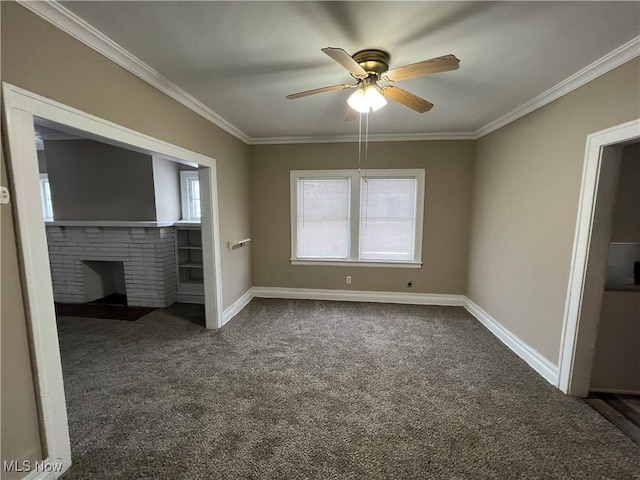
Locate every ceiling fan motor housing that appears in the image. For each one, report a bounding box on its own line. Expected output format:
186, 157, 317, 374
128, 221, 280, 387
352, 49, 391, 77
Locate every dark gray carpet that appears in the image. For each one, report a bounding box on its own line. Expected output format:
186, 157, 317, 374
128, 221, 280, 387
57, 299, 640, 479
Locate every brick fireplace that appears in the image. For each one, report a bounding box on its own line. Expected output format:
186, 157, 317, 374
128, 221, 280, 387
46, 224, 177, 307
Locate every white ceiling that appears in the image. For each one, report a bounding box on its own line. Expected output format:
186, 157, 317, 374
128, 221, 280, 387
58, 1, 640, 141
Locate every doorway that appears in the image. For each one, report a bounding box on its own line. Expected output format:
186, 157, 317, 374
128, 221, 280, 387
2, 83, 224, 474
558, 119, 639, 398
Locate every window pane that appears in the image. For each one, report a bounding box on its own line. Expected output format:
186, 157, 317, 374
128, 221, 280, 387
359, 178, 417, 261
189, 177, 201, 219
41, 178, 53, 220
297, 179, 350, 258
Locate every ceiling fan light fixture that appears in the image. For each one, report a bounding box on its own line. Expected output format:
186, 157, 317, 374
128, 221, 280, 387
347, 85, 387, 113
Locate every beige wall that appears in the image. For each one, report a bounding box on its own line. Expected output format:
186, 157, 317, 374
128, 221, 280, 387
611, 143, 640, 243
1, 2, 252, 306
1, 1, 252, 469
467, 58, 640, 364
250, 141, 474, 293
44, 139, 156, 221
1, 149, 44, 478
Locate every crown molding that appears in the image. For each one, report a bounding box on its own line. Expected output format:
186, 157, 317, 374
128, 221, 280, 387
473, 35, 640, 139
20, 1, 639, 146
18, 0, 251, 145
249, 131, 476, 145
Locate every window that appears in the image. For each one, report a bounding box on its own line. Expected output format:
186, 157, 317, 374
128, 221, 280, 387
39, 173, 53, 221
180, 170, 201, 221
291, 169, 425, 267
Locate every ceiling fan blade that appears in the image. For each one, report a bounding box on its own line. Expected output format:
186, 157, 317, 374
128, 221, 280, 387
382, 54, 460, 82
381, 85, 434, 113
321, 47, 368, 79
345, 106, 358, 122
286, 83, 355, 100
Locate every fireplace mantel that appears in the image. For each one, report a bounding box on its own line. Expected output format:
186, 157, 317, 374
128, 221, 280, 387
45, 220, 189, 228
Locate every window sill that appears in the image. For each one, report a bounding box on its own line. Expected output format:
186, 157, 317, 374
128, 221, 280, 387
290, 259, 422, 269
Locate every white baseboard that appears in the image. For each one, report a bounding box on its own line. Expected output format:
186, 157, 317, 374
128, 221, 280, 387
463, 297, 559, 385
221, 287, 254, 326
20, 457, 67, 479
252, 287, 464, 306
176, 294, 204, 304
218, 287, 559, 388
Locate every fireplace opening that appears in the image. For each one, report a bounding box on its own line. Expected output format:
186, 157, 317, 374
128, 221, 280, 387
81, 260, 127, 305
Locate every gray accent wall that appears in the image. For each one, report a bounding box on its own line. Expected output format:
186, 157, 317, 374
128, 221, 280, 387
152, 156, 182, 221
37, 149, 47, 173
611, 143, 640, 243
44, 139, 157, 221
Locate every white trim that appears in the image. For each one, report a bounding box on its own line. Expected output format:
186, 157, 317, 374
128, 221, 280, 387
197, 167, 224, 329
290, 169, 425, 265
175, 293, 205, 304
557, 119, 640, 395
253, 287, 463, 306
44, 220, 175, 228
2, 82, 226, 476
21, 460, 65, 480
18, 0, 250, 144
473, 36, 640, 138
251, 132, 476, 144
221, 288, 255, 326
18, 1, 639, 145
3, 106, 71, 479
463, 297, 559, 386
290, 259, 422, 268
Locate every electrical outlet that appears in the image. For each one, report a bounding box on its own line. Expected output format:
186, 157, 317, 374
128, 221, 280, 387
407, 281, 412, 288
346, 276, 352, 284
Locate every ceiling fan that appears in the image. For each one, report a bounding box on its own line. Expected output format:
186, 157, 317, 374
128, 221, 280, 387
286, 47, 460, 117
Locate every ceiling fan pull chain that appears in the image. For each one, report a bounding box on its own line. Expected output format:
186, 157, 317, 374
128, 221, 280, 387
365, 111, 369, 182
363, 111, 370, 228
358, 111, 362, 173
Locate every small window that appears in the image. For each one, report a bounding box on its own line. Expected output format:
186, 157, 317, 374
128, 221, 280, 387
180, 171, 201, 221
40, 173, 53, 221
290, 169, 425, 266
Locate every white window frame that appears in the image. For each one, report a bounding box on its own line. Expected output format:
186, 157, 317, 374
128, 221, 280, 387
290, 169, 425, 268
39, 173, 54, 221
180, 170, 201, 221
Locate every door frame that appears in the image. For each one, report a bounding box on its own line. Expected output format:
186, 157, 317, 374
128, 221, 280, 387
557, 118, 639, 395
2, 82, 224, 476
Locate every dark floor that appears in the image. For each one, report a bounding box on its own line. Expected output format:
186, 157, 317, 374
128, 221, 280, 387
586, 392, 640, 445
57, 299, 640, 479
89, 293, 128, 306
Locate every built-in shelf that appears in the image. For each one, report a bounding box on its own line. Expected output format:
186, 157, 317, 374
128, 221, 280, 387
175, 226, 204, 304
